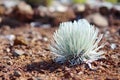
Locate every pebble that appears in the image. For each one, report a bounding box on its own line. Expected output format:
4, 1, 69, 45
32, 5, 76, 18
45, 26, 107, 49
14, 70, 22, 77
2, 0, 20, 8
17, 1, 34, 15
43, 37, 48, 42
54, 56, 66, 64
5, 34, 16, 41
13, 49, 25, 56
7, 61, 13, 65
113, 4, 120, 11
86, 13, 109, 27
14, 36, 28, 45
73, 4, 85, 12
6, 48, 10, 53
78, 71, 83, 75
40, 24, 51, 29
49, 1, 68, 12
30, 22, 42, 27
3, 56, 11, 60
5, 34, 16, 46
37, 6, 49, 17
110, 43, 116, 50
104, 31, 110, 38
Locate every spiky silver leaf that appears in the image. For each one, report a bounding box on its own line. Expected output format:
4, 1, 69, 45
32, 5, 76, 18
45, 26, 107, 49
50, 19, 105, 65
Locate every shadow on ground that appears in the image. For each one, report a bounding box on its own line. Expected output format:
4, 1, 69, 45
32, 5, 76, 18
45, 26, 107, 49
24, 60, 68, 73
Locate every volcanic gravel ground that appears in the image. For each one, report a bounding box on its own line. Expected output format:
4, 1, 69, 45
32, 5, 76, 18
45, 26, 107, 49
0, 26, 120, 80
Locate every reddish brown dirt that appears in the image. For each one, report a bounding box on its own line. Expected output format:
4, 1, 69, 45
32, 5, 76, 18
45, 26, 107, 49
0, 26, 120, 80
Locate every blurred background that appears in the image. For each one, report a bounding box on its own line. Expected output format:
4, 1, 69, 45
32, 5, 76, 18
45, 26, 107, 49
0, 0, 119, 28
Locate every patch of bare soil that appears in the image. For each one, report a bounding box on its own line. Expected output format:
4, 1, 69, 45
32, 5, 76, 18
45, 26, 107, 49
0, 26, 120, 80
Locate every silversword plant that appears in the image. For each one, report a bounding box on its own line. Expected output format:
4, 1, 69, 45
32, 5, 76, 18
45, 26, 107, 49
50, 19, 105, 66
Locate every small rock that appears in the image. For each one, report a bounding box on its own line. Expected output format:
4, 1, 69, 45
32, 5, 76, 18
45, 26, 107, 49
14, 36, 28, 46
41, 24, 51, 28
78, 71, 83, 75
49, 1, 68, 12
3, 0, 20, 8
52, 8, 76, 26
19, 55, 25, 59
13, 49, 25, 56
11, 1, 34, 22
14, 70, 21, 77
65, 67, 70, 71
43, 37, 48, 42
73, 4, 85, 12
104, 31, 110, 38
86, 13, 109, 27
17, 2, 33, 15
113, 4, 120, 11
6, 48, 10, 53
110, 43, 116, 50
5, 34, 16, 41
37, 6, 49, 17
30, 22, 42, 27
54, 56, 66, 64
5, 34, 16, 46
37, 52, 45, 57
7, 61, 13, 65
3, 56, 11, 60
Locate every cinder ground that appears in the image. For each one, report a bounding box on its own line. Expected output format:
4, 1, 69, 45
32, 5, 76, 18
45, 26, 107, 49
0, 26, 120, 80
